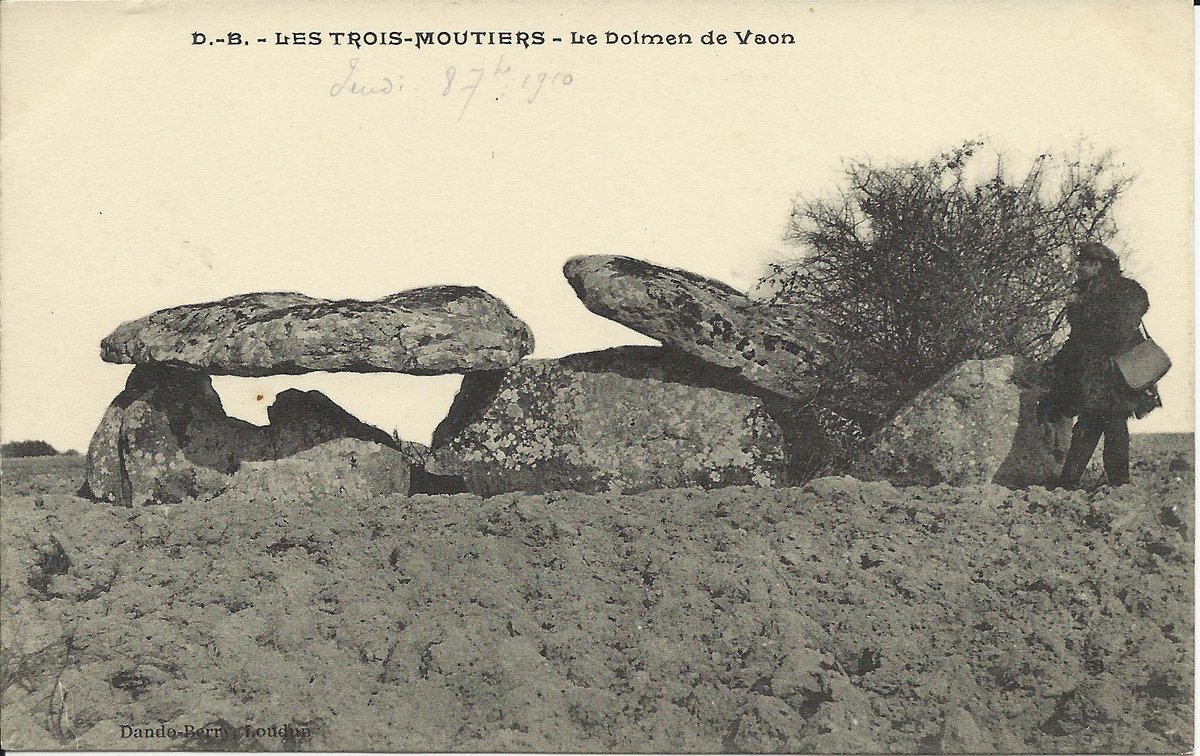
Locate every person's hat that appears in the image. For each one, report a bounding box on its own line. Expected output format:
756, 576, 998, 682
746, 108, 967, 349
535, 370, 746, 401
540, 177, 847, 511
1076, 241, 1119, 263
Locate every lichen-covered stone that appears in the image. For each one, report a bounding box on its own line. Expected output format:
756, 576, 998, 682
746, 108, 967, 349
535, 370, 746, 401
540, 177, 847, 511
563, 255, 824, 399
855, 356, 1073, 487
225, 439, 410, 502
100, 286, 533, 376
84, 365, 407, 506
428, 346, 792, 496
84, 364, 272, 506
394, 438, 468, 495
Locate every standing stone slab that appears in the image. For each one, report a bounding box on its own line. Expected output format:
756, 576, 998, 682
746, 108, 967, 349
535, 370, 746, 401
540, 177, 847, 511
563, 255, 824, 400
266, 388, 463, 493
854, 356, 1073, 488
428, 346, 792, 496
84, 364, 273, 506
100, 286, 533, 377
84, 365, 411, 506
268, 389, 395, 459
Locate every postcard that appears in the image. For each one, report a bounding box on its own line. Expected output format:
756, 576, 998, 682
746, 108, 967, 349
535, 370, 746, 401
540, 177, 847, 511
1, 1, 1192, 753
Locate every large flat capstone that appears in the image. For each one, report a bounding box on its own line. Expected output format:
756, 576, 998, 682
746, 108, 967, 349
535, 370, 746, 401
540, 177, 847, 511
563, 255, 825, 400
100, 287, 533, 376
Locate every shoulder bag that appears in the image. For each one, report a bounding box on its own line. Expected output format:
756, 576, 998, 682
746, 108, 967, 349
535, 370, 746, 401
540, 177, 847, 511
1113, 322, 1171, 390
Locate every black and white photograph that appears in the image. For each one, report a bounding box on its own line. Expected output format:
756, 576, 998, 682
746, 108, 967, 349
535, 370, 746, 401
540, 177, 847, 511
0, 0, 1193, 752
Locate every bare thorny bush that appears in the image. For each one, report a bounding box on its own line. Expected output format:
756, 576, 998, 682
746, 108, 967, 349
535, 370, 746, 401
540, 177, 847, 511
760, 140, 1132, 444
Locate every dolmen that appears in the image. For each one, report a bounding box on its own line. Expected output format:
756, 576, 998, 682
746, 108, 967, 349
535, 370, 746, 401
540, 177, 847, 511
85, 286, 531, 505
86, 257, 1076, 504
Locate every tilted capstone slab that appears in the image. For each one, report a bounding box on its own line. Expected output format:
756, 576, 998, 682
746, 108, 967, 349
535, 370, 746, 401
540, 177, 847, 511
563, 254, 825, 400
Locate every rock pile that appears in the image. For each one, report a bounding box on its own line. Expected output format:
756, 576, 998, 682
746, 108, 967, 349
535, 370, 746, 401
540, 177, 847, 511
85, 287, 532, 505
86, 364, 271, 506
85, 257, 1074, 501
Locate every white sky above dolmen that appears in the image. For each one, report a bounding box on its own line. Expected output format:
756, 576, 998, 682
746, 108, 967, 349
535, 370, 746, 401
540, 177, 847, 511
0, 0, 1192, 450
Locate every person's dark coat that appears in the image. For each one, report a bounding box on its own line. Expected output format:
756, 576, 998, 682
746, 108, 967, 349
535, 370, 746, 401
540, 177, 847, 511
1043, 267, 1159, 420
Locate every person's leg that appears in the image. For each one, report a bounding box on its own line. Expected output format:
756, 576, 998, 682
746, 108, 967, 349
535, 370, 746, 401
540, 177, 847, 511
1102, 415, 1131, 486
1059, 413, 1104, 489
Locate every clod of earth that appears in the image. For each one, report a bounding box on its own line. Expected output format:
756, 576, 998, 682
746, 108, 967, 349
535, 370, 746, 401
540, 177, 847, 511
0, 440, 1191, 752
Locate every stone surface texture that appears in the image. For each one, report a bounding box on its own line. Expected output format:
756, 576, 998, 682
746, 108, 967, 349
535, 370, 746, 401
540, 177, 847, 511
226, 439, 411, 502
428, 346, 792, 496
84, 365, 409, 505
269, 389, 395, 459
84, 364, 272, 506
563, 254, 824, 400
856, 356, 1073, 487
100, 286, 533, 376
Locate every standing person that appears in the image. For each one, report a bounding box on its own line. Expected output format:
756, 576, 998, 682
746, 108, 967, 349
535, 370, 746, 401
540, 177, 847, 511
1042, 241, 1160, 489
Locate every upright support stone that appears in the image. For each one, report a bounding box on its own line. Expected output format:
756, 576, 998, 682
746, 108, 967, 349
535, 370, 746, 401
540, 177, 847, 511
429, 346, 794, 496
84, 364, 272, 506
854, 356, 1073, 488
84, 365, 412, 506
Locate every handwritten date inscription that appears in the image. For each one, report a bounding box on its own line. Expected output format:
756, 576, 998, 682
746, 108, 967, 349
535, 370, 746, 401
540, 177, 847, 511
330, 56, 573, 121
330, 58, 397, 97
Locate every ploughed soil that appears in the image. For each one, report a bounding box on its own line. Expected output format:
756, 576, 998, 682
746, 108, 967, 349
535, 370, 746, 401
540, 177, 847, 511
1, 435, 1193, 752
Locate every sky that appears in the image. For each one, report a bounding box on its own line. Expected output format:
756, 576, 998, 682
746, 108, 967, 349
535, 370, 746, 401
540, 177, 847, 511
1, 0, 1193, 453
